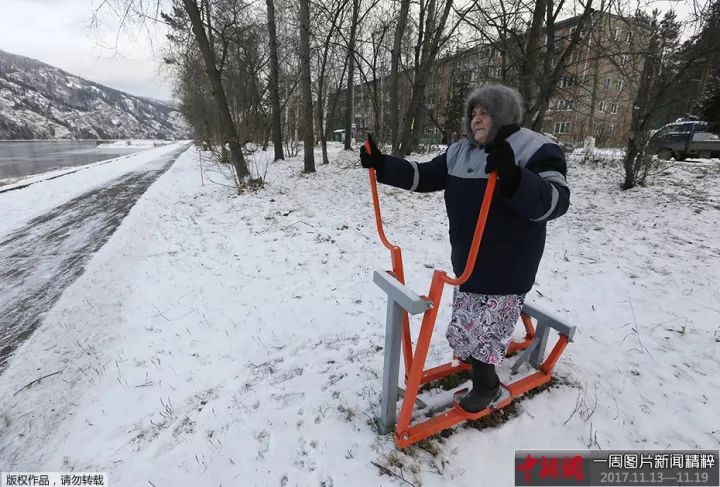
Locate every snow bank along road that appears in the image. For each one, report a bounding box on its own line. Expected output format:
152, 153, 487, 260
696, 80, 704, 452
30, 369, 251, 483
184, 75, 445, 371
0, 143, 190, 370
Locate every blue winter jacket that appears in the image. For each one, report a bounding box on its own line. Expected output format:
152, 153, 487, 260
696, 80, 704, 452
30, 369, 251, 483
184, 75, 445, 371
377, 127, 570, 295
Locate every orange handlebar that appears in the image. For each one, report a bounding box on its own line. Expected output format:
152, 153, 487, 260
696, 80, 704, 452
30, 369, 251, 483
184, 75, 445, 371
367, 148, 497, 286
443, 172, 496, 286
368, 167, 397, 252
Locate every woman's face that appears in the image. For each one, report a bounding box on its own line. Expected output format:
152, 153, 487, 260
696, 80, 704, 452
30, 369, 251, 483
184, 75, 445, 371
471, 106, 493, 144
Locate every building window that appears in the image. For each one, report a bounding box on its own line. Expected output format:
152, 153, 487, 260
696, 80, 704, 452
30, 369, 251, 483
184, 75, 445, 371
493, 67, 502, 77
597, 124, 615, 137
560, 99, 574, 111
604, 77, 612, 89
620, 55, 629, 66
570, 50, 581, 63
554, 121, 572, 134
615, 80, 624, 91
559, 76, 575, 88
613, 27, 621, 40
598, 100, 606, 112
626, 31, 632, 42
610, 103, 618, 114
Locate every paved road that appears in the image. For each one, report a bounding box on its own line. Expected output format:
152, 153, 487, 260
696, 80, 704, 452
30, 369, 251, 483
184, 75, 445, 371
0, 145, 188, 370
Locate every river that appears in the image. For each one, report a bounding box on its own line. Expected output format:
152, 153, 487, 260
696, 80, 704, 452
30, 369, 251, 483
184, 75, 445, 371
0, 140, 152, 180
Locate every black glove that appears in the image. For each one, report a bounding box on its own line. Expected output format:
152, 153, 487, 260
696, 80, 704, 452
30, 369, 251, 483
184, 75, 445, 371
485, 139, 521, 197
360, 133, 385, 176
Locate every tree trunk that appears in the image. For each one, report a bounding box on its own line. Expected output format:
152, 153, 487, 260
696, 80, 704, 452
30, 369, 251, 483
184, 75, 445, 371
344, 0, 360, 150
622, 27, 660, 189
320, 102, 329, 164
182, 0, 249, 185
397, 0, 453, 155
520, 0, 548, 126
623, 139, 639, 189
266, 0, 284, 161
298, 0, 316, 172
528, 1, 593, 129
389, 0, 411, 155
587, 43, 601, 138
325, 57, 349, 148
317, 0, 349, 163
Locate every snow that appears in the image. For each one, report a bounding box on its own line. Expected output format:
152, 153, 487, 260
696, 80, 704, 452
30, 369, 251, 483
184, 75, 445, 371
0, 143, 718, 485
97, 139, 168, 149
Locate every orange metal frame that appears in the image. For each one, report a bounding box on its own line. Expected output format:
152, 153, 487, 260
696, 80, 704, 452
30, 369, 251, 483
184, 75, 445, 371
366, 141, 572, 448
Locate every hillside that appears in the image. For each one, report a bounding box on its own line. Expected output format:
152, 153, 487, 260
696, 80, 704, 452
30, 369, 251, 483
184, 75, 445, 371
0, 49, 188, 140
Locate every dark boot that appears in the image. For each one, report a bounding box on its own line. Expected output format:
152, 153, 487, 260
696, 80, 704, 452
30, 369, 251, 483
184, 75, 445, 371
458, 357, 501, 413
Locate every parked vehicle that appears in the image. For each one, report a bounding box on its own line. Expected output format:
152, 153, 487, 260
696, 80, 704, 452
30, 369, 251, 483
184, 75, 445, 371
647, 121, 720, 160
543, 133, 574, 152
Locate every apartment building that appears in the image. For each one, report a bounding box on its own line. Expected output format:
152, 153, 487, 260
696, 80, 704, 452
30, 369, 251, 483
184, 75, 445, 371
543, 13, 651, 146
327, 11, 650, 148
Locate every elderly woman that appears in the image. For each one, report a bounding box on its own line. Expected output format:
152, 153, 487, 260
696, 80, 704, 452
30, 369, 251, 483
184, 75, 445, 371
360, 84, 570, 412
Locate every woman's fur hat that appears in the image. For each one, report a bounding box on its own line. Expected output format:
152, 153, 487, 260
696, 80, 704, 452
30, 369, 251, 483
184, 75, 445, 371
465, 84, 524, 143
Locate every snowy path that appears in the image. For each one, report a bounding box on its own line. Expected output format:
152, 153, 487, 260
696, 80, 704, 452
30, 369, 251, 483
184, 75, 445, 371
0, 144, 188, 370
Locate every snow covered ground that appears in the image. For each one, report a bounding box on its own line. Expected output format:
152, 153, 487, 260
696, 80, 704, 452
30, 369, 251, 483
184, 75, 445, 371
98, 140, 174, 149
0, 142, 718, 486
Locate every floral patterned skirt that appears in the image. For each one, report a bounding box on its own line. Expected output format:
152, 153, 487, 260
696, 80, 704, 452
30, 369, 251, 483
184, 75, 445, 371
445, 288, 526, 365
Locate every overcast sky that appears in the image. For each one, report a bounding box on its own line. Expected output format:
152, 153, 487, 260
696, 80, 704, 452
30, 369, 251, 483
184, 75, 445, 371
0, 0, 173, 101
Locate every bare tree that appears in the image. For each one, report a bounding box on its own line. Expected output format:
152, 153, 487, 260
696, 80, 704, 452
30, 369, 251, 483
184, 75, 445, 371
298, 0, 315, 172
266, 0, 284, 160
181, 0, 250, 184
462, 0, 598, 130
315, 0, 351, 163
389, 0, 412, 154
619, 10, 712, 188
396, 0, 460, 155
529, 0, 595, 130
97, 0, 251, 188
354, 16, 392, 141
163, 17, 219, 145
343, 0, 361, 150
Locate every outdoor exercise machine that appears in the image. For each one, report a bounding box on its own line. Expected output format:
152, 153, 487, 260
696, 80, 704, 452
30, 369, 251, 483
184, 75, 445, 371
365, 141, 576, 449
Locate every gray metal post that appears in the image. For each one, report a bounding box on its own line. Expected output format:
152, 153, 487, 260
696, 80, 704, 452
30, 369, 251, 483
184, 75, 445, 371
373, 270, 432, 436
510, 303, 577, 374
510, 337, 541, 375
529, 321, 551, 369
380, 299, 404, 434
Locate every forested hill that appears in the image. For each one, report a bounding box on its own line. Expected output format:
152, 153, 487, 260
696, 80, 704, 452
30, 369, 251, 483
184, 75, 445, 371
0, 49, 188, 140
